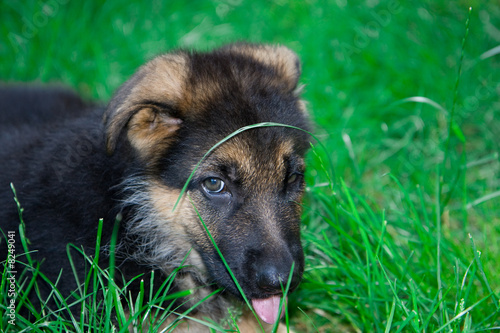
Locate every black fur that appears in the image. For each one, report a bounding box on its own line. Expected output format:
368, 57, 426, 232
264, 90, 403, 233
0, 85, 91, 130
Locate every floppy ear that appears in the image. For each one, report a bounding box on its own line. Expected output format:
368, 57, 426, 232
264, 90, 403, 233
104, 52, 188, 156
223, 43, 302, 93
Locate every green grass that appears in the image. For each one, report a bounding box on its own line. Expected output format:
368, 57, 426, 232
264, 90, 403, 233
1, 0, 500, 332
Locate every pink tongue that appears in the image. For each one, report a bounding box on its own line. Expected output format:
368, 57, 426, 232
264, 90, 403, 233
251, 295, 285, 324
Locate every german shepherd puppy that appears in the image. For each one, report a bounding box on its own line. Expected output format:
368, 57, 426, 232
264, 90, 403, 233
0, 43, 310, 331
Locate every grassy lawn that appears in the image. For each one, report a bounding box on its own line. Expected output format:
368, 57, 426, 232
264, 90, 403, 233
1, 0, 499, 332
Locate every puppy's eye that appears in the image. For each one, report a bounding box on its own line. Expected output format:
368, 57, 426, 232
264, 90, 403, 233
202, 177, 227, 194
287, 173, 300, 184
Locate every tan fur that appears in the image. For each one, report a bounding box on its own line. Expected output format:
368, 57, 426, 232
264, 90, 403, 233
225, 44, 300, 92
214, 137, 297, 186
147, 183, 192, 228
296, 99, 308, 116
147, 183, 212, 248
177, 75, 219, 115
105, 53, 188, 153
127, 108, 182, 161
146, 183, 203, 267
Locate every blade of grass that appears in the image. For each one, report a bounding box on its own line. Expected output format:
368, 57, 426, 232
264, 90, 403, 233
272, 262, 295, 333
104, 215, 121, 333
384, 297, 396, 333
435, 165, 445, 326
469, 234, 499, 310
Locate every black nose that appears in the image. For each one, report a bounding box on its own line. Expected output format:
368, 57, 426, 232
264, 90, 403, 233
256, 263, 301, 294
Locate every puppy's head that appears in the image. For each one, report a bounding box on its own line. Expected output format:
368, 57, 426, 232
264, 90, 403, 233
105, 43, 310, 324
